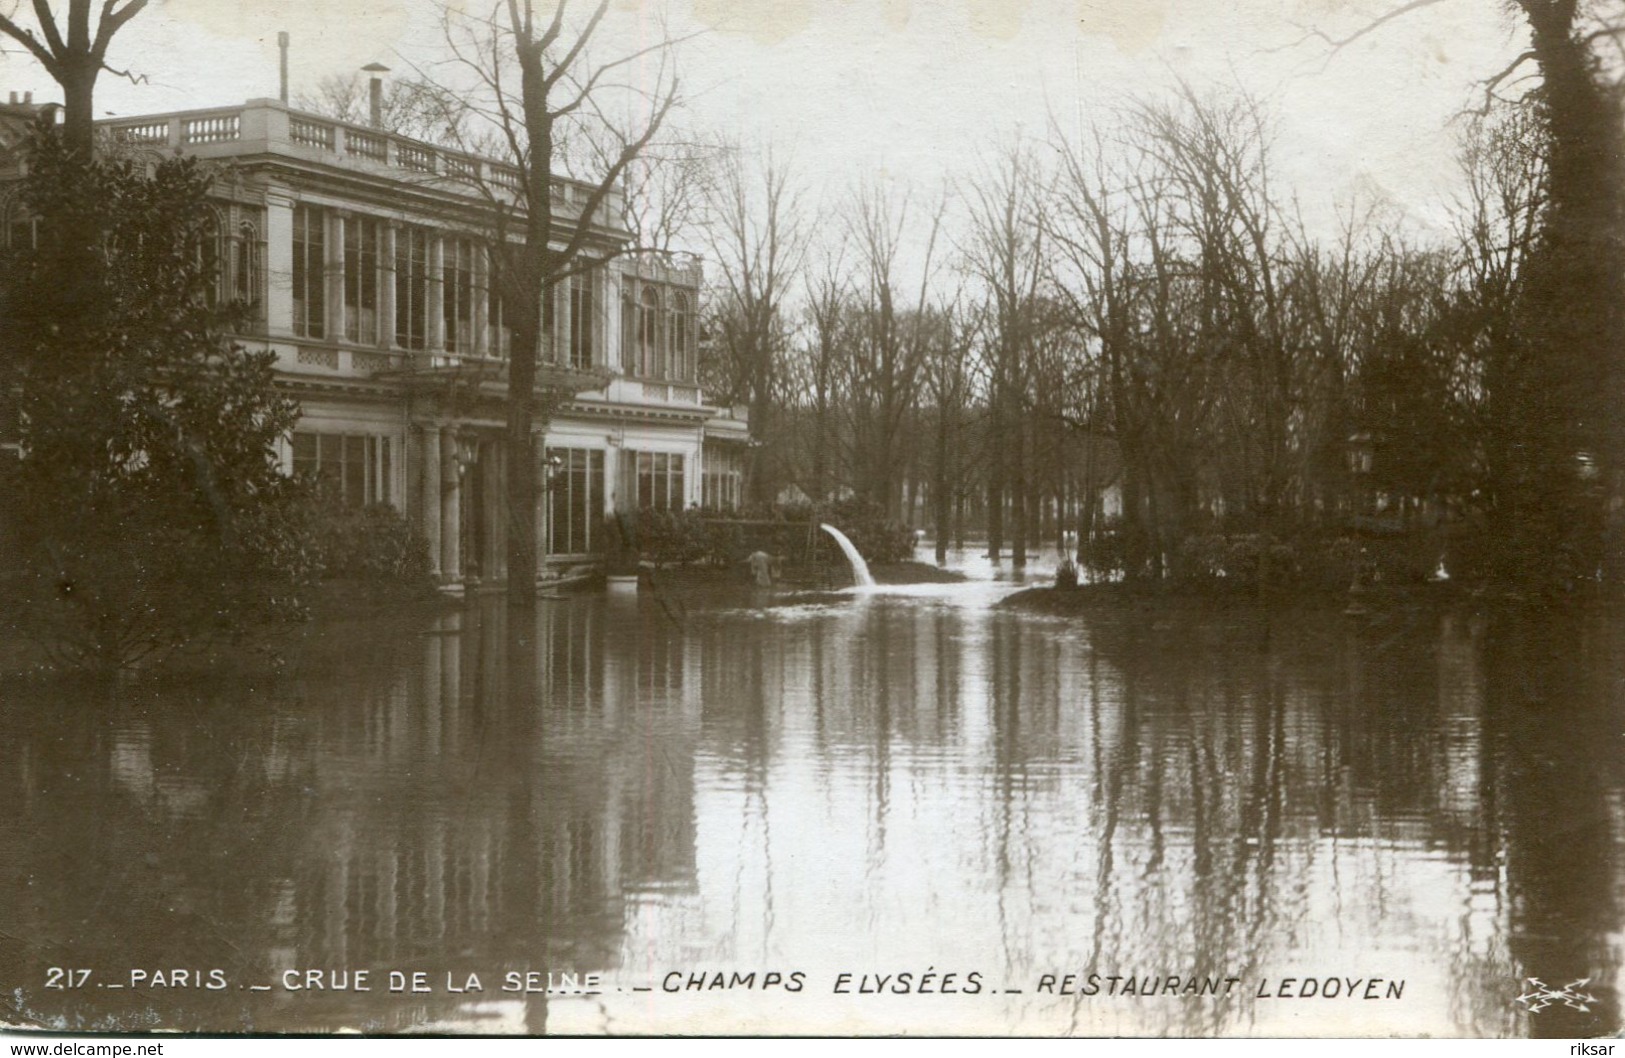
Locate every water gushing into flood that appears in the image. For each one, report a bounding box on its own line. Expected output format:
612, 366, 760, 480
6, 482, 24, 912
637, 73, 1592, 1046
819, 523, 875, 587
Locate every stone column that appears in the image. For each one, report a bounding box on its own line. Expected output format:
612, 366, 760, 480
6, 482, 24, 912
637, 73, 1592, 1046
473, 247, 489, 358
441, 427, 462, 582
328, 211, 348, 342
380, 224, 398, 351
263, 190, 295, 339
428, 236, 446, 354
421, 425, 442, 579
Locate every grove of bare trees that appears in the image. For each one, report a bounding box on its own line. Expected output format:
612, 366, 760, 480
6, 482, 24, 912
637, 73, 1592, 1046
737, 69, 1616, 593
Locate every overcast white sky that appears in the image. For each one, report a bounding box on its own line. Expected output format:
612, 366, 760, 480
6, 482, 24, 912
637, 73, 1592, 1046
0, 0, 1529, 246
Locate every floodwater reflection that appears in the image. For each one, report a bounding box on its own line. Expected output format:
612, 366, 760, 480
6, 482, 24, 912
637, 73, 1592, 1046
1, 586, 1622, 1036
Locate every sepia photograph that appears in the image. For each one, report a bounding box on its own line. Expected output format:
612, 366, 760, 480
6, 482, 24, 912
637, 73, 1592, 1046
0, 0, 1622, 1039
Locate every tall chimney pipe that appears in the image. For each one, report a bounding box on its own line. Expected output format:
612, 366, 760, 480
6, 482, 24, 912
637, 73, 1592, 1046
362, 63, 390, 128
277, 32, 289, 103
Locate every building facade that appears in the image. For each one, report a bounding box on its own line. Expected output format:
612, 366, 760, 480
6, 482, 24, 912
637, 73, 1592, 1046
1, 97, 750, 590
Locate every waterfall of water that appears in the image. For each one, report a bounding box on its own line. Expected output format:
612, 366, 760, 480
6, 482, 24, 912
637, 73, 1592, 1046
819, 523, 876, 588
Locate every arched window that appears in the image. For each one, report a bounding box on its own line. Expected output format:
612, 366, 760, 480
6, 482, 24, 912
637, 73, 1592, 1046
233, 221, 260, 309
198, 207, 225, 307
668, 291, 690, 382
568, 269, 595, 369
2, 192, 37, 251
639, 285, 660, 378
620, 282, 635, 373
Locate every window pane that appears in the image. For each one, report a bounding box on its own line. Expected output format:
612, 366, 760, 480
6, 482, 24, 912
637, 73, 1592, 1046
380, 437, 391, 505
344, 435, 365, 507
292, 432, 316, 477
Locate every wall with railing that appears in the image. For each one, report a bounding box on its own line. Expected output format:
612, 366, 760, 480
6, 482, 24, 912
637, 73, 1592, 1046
99, 99, 623, 225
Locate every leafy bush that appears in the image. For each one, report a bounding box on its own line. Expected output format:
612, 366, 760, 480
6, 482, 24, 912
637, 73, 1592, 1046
1080, 517, 1129, 580
634, 507, 712, 566
310, 502, 432, 583
1, 130, 316, 669
819, 498, 915, 563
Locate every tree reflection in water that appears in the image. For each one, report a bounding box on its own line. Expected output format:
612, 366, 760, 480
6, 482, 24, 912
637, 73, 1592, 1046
0, 589, 1620, 1036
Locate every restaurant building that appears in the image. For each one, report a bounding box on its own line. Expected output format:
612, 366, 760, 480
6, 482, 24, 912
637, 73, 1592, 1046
0, 95, 750, 590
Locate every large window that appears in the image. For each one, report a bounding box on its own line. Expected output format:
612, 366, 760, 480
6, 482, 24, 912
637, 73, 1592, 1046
3, 197, 37, 250
633, 451, 685, 511
702, 445, 744, 512
621, 281, 696, 381
443, 237, 476, 354
199, 210, 224, 307
546, 447, 604, 555
568, 270, 595, 369
619, 285, 635, 373
668, 291, 691, 381
291, 431, 393, 507
488, 249, 513, 359
638, 287, 660, 377
394, 226, 429, 350
232, 221, 260, 310
344, 216, 381, 344
202, 211, 262, 319
292, 205, 325, 338
542, 277, 557, 358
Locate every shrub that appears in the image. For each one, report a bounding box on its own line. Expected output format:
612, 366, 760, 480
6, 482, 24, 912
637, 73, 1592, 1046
1081, 518, 1129, 580
310, 502, 432, 584
1, 132, 316, 669
819, 498, 915, 563
634, 507, 711, 566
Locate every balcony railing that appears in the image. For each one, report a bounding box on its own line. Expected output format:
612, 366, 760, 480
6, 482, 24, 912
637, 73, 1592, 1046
288, 117, 335, 151
98, 101, 618, 222
182, 115, 239, 144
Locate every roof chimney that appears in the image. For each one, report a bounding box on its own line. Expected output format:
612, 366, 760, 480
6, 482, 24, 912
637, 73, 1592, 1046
362, 62, 389, 128
24, 91, 31, 104
277, 32, 289, 104
7, 93, 15, 106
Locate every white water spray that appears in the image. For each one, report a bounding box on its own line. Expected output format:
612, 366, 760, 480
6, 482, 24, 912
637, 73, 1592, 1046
820, 523, 876, 588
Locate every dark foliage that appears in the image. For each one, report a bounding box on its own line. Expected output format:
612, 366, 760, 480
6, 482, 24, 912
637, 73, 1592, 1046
819, 497, 916, 563
309, 501, 433, 584
0, 126, 314, 670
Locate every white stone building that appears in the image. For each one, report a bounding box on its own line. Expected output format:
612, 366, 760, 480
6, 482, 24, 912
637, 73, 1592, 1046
3, 97, 750, 590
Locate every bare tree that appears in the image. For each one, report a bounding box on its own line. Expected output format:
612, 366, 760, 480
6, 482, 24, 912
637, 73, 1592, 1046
409, 0, 686, 615
700, 140, 806, 503
838, 184, 944, 518
293, 72, 458, 142
0, 0, 149, 156
1293, 0, 1625, 589
1047, 124, 1145, 567
961, 141, 1054, 565
799, 244, 849, 505
920, 296, 977, 563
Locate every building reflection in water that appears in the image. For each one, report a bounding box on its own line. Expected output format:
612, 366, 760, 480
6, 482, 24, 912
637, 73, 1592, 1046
1, 589, 1621, 1036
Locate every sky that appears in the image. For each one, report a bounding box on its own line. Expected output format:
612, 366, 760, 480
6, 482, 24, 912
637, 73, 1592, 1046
0, 0, 1531, 248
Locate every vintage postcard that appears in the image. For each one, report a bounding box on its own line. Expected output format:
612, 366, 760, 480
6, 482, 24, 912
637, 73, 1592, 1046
1, 0, 1621, 1040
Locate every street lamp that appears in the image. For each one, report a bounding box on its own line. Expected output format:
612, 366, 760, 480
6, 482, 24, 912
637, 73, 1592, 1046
453, 433, 478, 477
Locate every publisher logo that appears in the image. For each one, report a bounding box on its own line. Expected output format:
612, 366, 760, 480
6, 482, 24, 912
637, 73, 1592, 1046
1514, 977, 1596, 1014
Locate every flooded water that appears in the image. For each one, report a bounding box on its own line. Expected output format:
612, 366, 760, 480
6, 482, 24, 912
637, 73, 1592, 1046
3, 563, 1623, 1037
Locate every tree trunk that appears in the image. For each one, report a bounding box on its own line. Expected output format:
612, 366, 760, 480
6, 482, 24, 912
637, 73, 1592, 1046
934, 404, 950, 565
507, 316, 539, 609
61, 60, 98, 160
1011, 416, 1028, 567
749, 351, 773, 503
